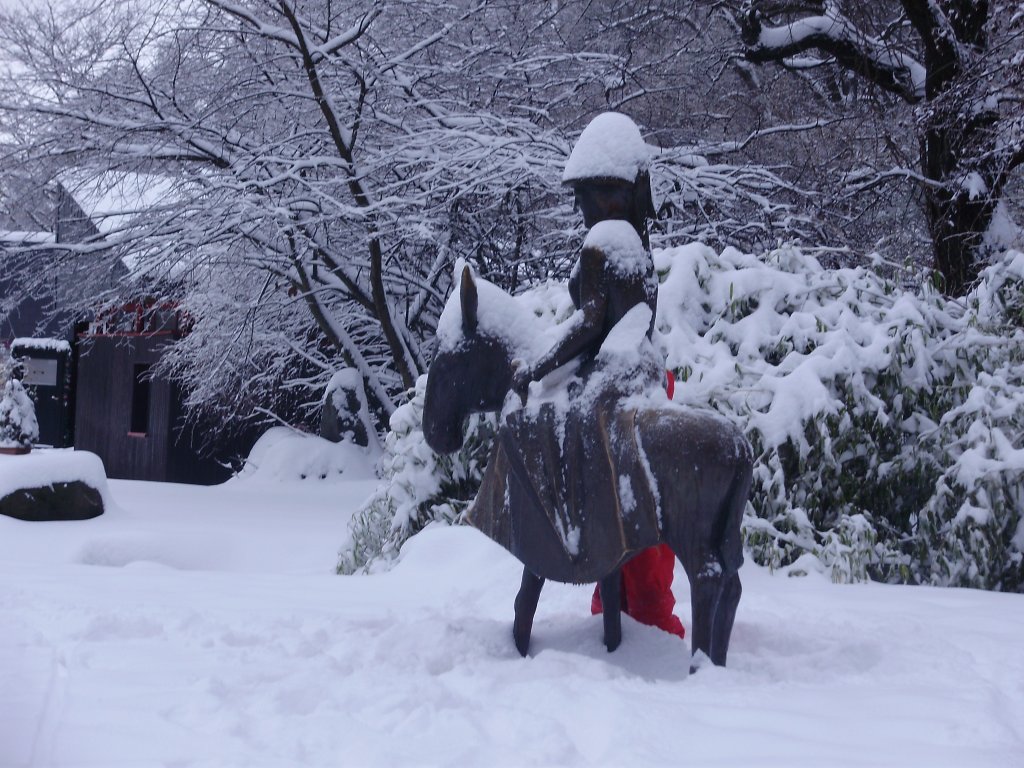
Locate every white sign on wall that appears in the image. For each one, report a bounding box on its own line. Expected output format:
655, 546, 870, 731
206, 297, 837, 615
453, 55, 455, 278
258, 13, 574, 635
21, 358, 59, 387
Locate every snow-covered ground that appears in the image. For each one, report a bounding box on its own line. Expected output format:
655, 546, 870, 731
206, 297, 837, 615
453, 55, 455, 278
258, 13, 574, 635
2, 473, 1023, 767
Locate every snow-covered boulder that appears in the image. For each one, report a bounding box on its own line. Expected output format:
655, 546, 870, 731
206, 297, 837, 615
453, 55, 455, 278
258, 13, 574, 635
0, 449, 109, 521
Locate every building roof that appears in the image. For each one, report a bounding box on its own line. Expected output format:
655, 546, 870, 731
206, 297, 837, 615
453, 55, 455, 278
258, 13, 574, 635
58, 171, 179, 236
0, 230, 56, 246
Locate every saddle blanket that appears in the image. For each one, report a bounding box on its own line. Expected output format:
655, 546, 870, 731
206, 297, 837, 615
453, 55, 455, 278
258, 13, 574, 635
466, 402, 661, 584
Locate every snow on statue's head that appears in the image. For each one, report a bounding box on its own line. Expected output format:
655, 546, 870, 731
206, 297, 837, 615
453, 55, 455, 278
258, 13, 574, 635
562, 112, 656, 232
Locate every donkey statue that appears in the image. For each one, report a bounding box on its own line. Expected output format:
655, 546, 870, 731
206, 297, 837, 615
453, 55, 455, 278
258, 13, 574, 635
423, 268, 753, 668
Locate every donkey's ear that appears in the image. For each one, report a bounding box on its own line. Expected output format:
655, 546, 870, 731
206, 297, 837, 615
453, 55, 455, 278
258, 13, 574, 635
460, 265, 479, 335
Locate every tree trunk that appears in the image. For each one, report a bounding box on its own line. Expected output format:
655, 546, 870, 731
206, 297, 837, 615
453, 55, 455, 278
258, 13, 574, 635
920, 116, 999, 296
914, 1, 1000, 296
924, 189, 996, 296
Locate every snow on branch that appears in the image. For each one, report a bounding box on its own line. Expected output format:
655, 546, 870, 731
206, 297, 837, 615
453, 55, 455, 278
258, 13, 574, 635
695, 119, 842, 157
202, 0, 303, 51
840, 165, 948, 194
313, 9, 381, 59
741, 5, 927, 103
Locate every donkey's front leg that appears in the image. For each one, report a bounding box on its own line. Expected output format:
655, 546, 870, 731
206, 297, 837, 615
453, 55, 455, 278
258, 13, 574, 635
599, 569, 622, 652
513, 567, 545, 657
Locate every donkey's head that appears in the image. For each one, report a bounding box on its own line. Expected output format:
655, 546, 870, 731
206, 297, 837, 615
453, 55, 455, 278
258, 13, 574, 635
423, 267, 516, 454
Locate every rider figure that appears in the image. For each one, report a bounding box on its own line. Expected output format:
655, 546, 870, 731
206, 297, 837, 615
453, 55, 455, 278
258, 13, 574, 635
511, 112, 686, 640
512, 112, 657, 396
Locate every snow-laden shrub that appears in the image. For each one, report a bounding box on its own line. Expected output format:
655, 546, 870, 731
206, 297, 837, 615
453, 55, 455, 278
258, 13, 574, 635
0, 379, 39, 450
657, 244, 1024, 591
339, 245, 1024, 591
0, 349, 39, 450
337, 376, 496, 574
908, 262, 1024, 589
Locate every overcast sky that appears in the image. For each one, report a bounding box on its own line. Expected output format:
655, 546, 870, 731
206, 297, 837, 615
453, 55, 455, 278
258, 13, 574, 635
1, 0, 66, 11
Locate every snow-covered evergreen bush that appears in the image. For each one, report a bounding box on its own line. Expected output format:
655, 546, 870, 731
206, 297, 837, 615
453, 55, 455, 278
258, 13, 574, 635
337, 376, 496, 574
658, 244, 1023, 591
0, 349, 39, 450
340, 245, 1024, 591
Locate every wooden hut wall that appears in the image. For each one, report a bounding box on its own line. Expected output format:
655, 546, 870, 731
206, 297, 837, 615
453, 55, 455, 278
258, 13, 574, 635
165, 386, 235, 485
74, 336, 173, 481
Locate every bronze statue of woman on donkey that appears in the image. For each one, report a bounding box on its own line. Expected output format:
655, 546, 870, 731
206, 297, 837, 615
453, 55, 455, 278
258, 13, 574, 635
423, 113, 753, 670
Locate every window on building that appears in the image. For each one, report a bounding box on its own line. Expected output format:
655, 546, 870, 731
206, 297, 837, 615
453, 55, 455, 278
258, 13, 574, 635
129, 363, 151, 435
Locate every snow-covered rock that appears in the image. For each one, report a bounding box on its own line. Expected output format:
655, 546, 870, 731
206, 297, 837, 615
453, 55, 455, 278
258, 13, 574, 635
0, 449, 110, 521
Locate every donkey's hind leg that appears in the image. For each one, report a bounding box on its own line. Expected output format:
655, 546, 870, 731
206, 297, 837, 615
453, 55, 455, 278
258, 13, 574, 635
513, 567, 545, 657
705, 462, 750, 667
709, 570, 741, 666
688, 558, 742, 670
687, 558, 723, 669
599, 568, 622, 652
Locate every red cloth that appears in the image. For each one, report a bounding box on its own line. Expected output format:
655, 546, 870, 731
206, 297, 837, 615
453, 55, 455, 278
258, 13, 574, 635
590, 543, 685, 639
589, 372, 684, 640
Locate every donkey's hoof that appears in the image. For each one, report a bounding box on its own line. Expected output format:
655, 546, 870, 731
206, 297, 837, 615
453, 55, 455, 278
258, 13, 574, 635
689, 649, 711, 674
603, 629, 621, 653
513, 624, 530, 657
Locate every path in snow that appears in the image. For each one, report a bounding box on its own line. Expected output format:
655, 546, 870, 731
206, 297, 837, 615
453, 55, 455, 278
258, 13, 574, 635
1, 477, 1022, 767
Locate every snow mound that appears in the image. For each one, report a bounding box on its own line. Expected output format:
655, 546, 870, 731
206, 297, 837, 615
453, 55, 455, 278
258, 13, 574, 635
77, 533, 225, 571
3, 477, 1024, 766
234, 427, 378, 483
562, 112, 649, 184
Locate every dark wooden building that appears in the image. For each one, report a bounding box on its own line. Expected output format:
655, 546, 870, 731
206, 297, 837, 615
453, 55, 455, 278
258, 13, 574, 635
1, 175, 243, 484
73, 303, 231, 484
0, 228, 62, 342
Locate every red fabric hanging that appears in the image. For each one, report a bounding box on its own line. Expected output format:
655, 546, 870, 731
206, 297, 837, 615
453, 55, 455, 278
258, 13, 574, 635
590, 543, 685, 639
589, 369, 685, 639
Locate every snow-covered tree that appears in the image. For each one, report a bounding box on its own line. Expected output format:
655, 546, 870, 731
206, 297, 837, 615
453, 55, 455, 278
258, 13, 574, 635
738, 1, 1024, 294
0, 0, 577, 430
0, 347, 38, 451
1, 0, 839, 434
